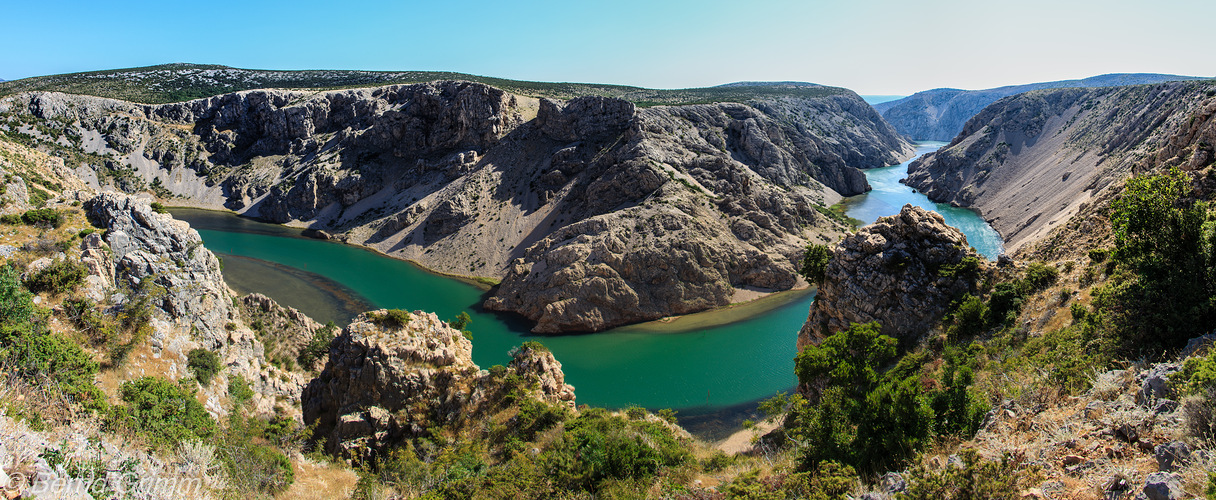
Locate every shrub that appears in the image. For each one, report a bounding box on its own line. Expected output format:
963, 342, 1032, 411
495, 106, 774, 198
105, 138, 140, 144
938, 255, 981, 279
217, 423, 296, 494
0, 266, 34, 323
800, 243, 832, 284
297, 321, 337, 370
149, 202, 168, 214
1023, 262, 1059, 290
902, 449, 1040, 500
228, 375, 255, 408
1, 321, 104, 410
371, 309, 411, 327
1099, 167, 1215, 350
449, 311, 473, 340
985, 280, 1027, 326
540, 408, 692, 492
23, 259, 86, 294
187, 348, 222, 385
947, 294, 988, 339
1087, 248, 1109, 263
0, 214, 19, 225
789, 322, 988, 473
20, 208, 64, 228
115, 377, 217, 448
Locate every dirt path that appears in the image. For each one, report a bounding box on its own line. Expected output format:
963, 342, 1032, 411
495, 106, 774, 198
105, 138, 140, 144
715, 420, 779, 455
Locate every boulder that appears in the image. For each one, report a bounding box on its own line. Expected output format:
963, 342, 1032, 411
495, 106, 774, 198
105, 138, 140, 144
302, 310, 576, 460
1138, 472, 1184, 500
799, 204, 989, 348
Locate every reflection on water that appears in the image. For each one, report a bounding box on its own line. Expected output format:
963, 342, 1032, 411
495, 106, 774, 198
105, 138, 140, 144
843, 141, 1006, 260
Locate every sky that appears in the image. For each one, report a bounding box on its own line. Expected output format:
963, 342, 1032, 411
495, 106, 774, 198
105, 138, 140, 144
3, 0, 1214, 95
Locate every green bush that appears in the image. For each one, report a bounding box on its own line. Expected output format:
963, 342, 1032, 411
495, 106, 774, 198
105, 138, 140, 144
1, 321, 105, 410
218, 416, 296, 495
19, 208, 64, 228
297, 321, 337, 369
788, 322, 988, 473
1023, 262, 1059, 291
0, 214, 19, 225
187, 348, 222, 386
1088, 248, 1109, 263
1099, 167, 1216, 350
985, 280, 1027, 326
23, 259, 86, 294
371, 309, 411, 327
448, 311, 473, 339
0, 266, 34, 323
947, 294, 988, 339
1174, 349, 1216, 397
149, 202, 168, 214
902, 449, 1040, 500
540, 408, 692, 492
228, 375, 255, 408
800, 243, 832, 285
115, 377, 217, 448
938, 255, 981, 279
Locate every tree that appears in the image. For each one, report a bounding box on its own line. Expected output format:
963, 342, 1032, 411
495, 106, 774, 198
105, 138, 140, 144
1099, 167, 1216, 350
800, 243, 833, 285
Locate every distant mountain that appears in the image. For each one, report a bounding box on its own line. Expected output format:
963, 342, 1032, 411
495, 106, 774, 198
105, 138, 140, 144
875, 73, 1208, 141
715, 81, 823, 88
860, 95, 904, 105
0, 64, 849, 106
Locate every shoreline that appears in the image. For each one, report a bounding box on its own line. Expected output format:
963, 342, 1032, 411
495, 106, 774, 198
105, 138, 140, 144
167, 204, 816, 334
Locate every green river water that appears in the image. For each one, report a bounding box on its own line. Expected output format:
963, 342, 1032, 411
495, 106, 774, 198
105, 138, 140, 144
170, 141, 1004, 436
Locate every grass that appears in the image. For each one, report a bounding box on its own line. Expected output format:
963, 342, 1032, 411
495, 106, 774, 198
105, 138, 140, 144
0, 63, 851, 107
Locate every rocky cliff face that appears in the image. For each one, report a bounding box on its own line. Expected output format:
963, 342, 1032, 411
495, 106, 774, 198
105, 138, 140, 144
904, 80, 1216, 254
874, 73, 1203, 141
79, 192, 305, 415
302, 311, 575, 459
798, 205, 990, 349
0, 82, 913, 332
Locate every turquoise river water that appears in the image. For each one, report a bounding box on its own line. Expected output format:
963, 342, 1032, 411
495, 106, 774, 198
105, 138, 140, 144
170, 141, 1003, 434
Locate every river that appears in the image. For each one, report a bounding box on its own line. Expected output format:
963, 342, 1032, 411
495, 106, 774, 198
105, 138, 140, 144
170, 141, 1001, 437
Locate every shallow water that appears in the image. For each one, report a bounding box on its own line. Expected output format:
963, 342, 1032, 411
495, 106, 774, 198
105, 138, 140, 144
843, 141, 1006, 259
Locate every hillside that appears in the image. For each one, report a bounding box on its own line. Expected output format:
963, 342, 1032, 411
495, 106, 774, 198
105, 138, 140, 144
903, 80, 1216, 254
0, 63, 853, 106
874, 73, 1206, 141
0, 77, 912, 332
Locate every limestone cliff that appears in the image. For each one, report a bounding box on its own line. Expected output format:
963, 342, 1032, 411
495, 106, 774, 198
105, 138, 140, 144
302, 311, 575, 459
874, 73, 1202, 141
0, 82, 913, 332
904, 80, 1216, 254
79, 192, 305, 415
798, 205, 990, 349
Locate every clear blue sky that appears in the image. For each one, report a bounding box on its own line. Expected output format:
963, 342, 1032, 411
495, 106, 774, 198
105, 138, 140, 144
3, 0, 1213, 95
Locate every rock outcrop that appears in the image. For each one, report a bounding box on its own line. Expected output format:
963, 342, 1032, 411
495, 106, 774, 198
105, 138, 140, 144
84, 192, 232, 346
302, 310, 575, 459
1, 82, 913, 333
78, 192, 305, 415
873, 73, 1202, 142
903, 80, 1216, 254
798, 205, 989, 349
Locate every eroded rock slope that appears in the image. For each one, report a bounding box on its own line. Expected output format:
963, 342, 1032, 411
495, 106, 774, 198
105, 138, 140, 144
904, 80, 1216, 253
0, 82, 914, 332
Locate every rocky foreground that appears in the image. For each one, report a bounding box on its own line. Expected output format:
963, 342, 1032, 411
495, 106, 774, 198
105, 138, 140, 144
0, 82, 912, 332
